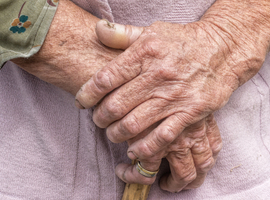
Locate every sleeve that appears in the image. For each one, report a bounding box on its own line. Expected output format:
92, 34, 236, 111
0, 0, 59, 68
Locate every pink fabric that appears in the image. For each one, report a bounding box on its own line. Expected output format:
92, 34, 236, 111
71, 0, 114, 22
0, 0, 270, 199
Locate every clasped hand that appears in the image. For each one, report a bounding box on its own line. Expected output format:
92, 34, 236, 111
75, 19, 232, 192
12, 0, 267, 193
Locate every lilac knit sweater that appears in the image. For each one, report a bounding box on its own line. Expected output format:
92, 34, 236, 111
0, 0, 270, 199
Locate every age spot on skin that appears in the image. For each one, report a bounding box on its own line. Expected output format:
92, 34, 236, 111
59, 40, 67, 46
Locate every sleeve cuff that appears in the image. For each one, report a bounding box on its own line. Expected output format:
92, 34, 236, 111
0, 0, 59, 68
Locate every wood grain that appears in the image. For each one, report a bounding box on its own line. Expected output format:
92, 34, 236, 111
122, 183, 151, 200
121, 160, 151, 200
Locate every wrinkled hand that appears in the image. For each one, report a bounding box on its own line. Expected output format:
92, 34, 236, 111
9, 1, 222, 192
118, 114, 222, 192
76, 18, 264, 154
75, 3, 268, 191
77, 19, 222, 192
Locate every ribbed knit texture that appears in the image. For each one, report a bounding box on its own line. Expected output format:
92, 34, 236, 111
71, 0, 114, 22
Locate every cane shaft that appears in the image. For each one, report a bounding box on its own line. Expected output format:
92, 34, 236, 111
121, 160, 151, 200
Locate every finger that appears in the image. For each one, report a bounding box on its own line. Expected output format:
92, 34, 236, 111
159, 119, 208, 192
184, 121, 214, 189
116, 122, 162, 185
126, 121, 161, 146
91, 60, 183, 128
188, 119, 214, 174
184, 114, 221, 190
96, 19, 144, 50
114, 121, 161, 185
115, 159, 161, 185
205, 114, 223, 159
115, 163, 156, 185
160, 149, 197, 193
75, 22, 144, 109
104, 98, 171, 142
75, 51, 139, 108
127, 112, 204, 161
92, 72, 157, 128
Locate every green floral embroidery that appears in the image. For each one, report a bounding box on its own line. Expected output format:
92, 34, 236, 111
10, 2, 31, 34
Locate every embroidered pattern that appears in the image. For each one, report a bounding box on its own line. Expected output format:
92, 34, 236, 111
10, 2, 31, 34
47, 0, 59, 7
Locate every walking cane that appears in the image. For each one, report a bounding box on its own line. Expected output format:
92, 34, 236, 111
121, 160, 151, 200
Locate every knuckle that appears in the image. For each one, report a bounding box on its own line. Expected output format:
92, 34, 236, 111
138, 142, 156, 159
120, 115, 141, 136
156, 125, 177, 146
154, 66, 179, 81
141, 38, 159, 55
104, 100, 125, 119
140, 37, 165, 58
181, 170, 197, 183
105, 128, 119, 143
191, 141, 210, 155
176, 148, 191, 157
94, 70, 113, 92
173, 164, 197, 183
197, 157, 215, 173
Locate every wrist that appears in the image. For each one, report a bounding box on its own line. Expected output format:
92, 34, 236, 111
202, 0, 270, 49
200, 0, 270, 87
13, 0, 121, 96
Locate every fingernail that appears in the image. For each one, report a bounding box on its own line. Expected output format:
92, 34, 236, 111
127, 151, 138, 160
102, 19, 115, 29
75, 99, 85, 109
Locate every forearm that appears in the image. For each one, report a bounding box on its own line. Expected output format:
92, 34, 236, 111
12, 0, 121, 95
200, 0, 270, 87
0, 0, 58, 67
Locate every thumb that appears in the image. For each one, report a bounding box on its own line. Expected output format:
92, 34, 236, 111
95, 19, 144, 50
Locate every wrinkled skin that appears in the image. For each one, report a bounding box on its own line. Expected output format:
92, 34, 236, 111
76, 0, 270, 192
117, 114, 222, 192
11, 0, 223, 193
91, 19, 224, 192
12, 0, 122, 96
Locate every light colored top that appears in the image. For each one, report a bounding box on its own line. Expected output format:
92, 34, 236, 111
0, 0, 270, 199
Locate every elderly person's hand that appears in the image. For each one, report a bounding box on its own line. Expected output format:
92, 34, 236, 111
119, 114, 222, 192
75, 0, 270, 190
10, 0, 222, 193
74, 19, 222, 192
